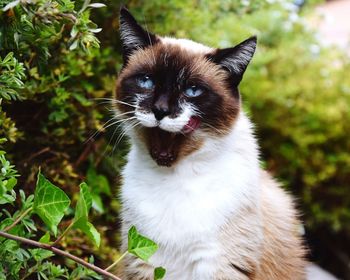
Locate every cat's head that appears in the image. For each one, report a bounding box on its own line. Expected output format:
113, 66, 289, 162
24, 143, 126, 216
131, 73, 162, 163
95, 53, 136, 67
115, 7, 256, 167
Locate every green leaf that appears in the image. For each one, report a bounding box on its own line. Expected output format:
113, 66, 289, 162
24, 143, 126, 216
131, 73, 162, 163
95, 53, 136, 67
91, 193, 104, 213
72, 183, 100, 247
5, 177, 17, 191
75, 182, 92, 215
154, 267, 166, 280
128, 226, 158, 262
74, 221, 100, 248
29, 248, 54, 262
87, 167, 111, 195
0, 192, 16, 205
39, 232, 51, 244
33, 172, 70, 236
2, 52, 14, 63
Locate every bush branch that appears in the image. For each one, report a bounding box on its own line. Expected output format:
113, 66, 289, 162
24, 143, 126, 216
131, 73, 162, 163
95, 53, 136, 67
0, 230, 122, 280
3, 207, 33, 232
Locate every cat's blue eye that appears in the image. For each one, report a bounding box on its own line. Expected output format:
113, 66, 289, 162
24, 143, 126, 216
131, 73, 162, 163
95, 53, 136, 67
184, 86, 203, 98
137, 75, 154, 90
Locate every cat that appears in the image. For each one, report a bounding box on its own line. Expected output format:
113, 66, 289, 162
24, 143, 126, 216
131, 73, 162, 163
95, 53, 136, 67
115, 7, 306, 280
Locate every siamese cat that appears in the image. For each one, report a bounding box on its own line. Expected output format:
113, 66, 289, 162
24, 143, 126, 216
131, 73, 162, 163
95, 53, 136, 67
115, 7, 306, 280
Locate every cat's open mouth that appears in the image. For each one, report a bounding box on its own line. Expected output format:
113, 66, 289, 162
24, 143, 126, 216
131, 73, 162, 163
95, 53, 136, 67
149, 117, 201, 166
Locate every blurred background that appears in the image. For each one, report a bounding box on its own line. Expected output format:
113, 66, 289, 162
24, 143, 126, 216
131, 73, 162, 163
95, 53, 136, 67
0, 0, 349, 279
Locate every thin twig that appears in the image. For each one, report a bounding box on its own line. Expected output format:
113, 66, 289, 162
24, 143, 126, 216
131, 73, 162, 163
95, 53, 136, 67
105, 251, 128, 271
20, 263, 39, 280
0, 231, 122, 280
51, 221, 74, 246
3, 207, 33, 232
19, 147, 50, 164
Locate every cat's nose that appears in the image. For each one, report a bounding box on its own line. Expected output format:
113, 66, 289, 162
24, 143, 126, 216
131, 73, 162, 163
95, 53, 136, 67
152, 106, 171, 121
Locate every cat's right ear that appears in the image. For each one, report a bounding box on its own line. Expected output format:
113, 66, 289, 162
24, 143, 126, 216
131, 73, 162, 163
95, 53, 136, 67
119, 7, 158, 63
207, 36, 257, 87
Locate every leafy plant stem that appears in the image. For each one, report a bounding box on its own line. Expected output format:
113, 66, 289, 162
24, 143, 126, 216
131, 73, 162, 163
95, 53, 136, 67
3, 206, 33, 232
0, 230, 122, 280
105, 251, 128, 271
20, 263, 39, 280
52, 221, 74, 246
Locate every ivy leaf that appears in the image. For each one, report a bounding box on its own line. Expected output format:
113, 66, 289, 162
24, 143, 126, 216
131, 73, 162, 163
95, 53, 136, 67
39, 232, 51, 244
72, 183, 100, 247
128, 226, 158, 262
33, 172, 70, 236
154, 267, 166, 280
74, 221, 100, 248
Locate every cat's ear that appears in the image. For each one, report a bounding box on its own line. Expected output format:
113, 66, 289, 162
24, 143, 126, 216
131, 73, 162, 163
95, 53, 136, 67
119, 7, 158, 63
207, 36, 257, 86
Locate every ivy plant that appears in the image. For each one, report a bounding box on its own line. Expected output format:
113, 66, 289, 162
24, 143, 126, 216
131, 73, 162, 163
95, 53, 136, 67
0, 153, 165, 279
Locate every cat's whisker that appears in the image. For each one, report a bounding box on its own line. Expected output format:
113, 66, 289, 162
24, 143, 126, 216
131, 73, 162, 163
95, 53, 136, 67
201, 122, 228, 135
84, 115, 137, 144
94, 98, 139, 109
101, 117, 137, 158
112, 110, 135, 118
84, 116, 120, 144
109, 120, 141, 156
113, 120, 141, 153
102, 117, 137, 133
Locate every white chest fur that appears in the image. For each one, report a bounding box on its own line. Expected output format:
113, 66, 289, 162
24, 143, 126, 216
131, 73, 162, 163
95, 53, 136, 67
121, 113, 260, 279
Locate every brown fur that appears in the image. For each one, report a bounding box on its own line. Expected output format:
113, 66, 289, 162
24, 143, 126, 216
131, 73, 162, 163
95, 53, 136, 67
216, 170, 307, 280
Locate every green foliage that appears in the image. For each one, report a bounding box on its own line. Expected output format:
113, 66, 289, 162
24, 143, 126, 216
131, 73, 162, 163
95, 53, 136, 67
154, 266, 166, 280
0, 155, 103, 279
0, 52, 25, 101
127, 226, 166, 279
72, 182, 100, 247
0, 154, 160, 278
86, 165, 111, 213
0, 151, 18, 204
33, 172, 70, 236
128, 226, 158, 262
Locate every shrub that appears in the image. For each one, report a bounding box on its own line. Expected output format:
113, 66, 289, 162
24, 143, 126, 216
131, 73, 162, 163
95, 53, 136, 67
0, 151, 165, 279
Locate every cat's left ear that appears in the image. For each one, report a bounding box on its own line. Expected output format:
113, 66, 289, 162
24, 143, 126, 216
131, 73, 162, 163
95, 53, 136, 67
119, 7, 158, 63
207, 36, 257, 86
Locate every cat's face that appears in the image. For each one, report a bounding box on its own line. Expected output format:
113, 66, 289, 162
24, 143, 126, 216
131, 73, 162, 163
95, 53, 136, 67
115, 8, 256, 167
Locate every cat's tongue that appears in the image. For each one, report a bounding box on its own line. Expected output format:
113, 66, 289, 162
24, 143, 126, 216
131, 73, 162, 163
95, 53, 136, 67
182, 117, 201, 134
